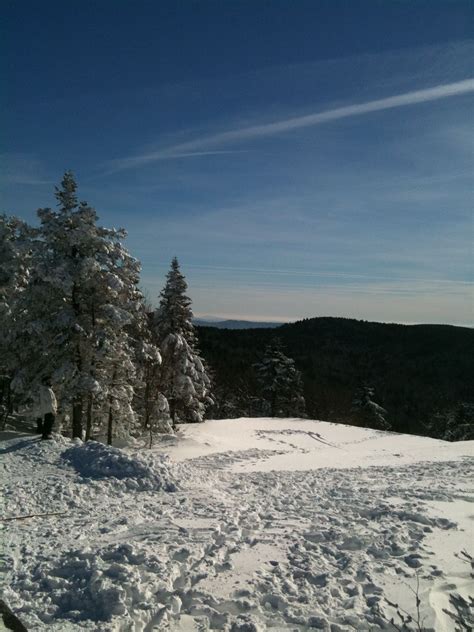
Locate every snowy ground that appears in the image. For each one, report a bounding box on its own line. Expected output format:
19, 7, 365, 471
1, 418, 473, 631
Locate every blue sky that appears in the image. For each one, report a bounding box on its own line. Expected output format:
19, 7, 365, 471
2, 1, 473, 325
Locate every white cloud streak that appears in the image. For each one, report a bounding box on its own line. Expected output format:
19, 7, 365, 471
156, 150, 251, 159
107, 79, 474, 172
171, 262, 473, 286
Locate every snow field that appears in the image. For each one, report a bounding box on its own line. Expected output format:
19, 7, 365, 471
1, 418, 473, 631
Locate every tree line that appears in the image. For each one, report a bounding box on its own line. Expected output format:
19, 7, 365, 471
1, 173, 310, 443
198, 318, 474, 439
0, 173, 212, 444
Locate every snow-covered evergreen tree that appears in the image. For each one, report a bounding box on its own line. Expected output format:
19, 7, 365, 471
15, 172, 144, 440
0, 215, 31, 313
154, 257, 212, 426
255, 339, 306, 417
132, 308, 173, 442
427, 402, 474, 442
0, 214, 34, 423
351, 386, 390, 430
95, 334, 138, 445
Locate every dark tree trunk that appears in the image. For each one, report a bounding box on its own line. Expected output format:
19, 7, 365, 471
143, 364, 151, 430
169, 398, 176, 429
72, 399, 83, 439
6, 380, 13, 415
85, 394, 93, 441
107, 404, 113, 446
107, 369, 117, 445
1, 379, 13, 430
270, 391, 277, 417
71, 278, 83, 439
85, 301, 96, 442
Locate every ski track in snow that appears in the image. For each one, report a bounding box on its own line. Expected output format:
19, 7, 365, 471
1, 419, 473, 631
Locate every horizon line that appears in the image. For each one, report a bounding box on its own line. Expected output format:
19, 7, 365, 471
193, 314, 473, 328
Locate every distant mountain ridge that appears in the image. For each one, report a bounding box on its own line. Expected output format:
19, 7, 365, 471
194, 318, 283, 329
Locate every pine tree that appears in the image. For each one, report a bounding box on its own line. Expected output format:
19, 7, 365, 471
255, 339, 306, 417
0, 215, 34, 424
97, 335, 137, 445
445, 403, 474, 441
351, 385, 390, 430
16, 172, 144, 440
133, 307, 173, 443
427, 403, 474, 441
154, 257, 212, 426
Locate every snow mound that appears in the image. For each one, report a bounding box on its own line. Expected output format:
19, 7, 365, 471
61, 441, 178, 491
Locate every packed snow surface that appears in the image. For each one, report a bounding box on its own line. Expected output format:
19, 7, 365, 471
1, 418, 473, 631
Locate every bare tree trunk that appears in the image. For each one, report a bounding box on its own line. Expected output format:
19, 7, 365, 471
169, 398, 176, 429
107, 369, 116, 446
270, 391, 277, 417
107, 404, 113, 446
71, 278, 83, 439
85, 394, 93, 441
1, 379, 13, 430
85, 301, 96, 442
72, 398, 83, 439
6, 379, 13, 415
144, 364, 151, 430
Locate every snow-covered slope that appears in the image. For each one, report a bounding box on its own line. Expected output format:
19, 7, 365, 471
1, 418, 473, 631
151, 417, 472, 472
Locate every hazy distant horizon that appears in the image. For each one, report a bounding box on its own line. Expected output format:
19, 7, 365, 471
193, 314, 473, 329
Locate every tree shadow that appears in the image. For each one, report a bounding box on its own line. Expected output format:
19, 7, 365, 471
0, 436, 41, 455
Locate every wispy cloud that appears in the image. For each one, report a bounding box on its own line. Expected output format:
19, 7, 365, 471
155, 262, 473, 286
163, 150, 250, 159
0, 153, 54, 186
106, 79, 474, 173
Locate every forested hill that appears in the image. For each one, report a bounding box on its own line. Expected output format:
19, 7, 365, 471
194, 319, 281, 329
197, 317, 474, 435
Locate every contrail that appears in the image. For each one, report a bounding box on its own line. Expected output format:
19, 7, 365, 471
107, 79, 474, 172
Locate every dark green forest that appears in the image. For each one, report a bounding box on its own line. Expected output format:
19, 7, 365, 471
198, 317, 474, 436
